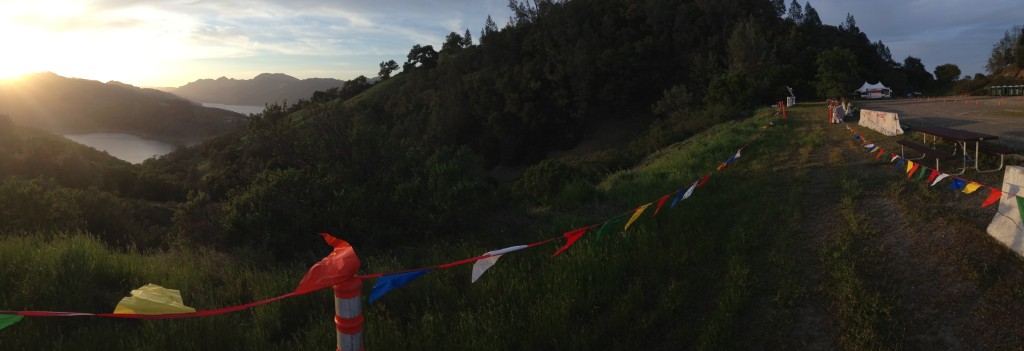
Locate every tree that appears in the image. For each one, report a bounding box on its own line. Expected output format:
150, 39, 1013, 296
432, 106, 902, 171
1016, 27, 1024, 68
842, 13, 859, 32
378, 60, 399, 80
873, 40, 895, 67
462, 29, 473, 47
986, 25, 1022, 74
481, 15, 498, 42
787, 0, 804, 23
728, 19, 769, 76
403, 44, 439, 71
815, 47, 859, 98
771, 0, 786, 17
933, 64, 961, 84
902, 56, 935, 92
441, 32, 467, 56
802, 2, 821, 26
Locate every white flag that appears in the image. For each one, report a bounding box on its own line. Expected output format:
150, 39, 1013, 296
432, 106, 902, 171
930, 173, 949, 187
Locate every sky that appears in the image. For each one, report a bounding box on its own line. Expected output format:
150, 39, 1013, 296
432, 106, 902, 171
0, 0, 1019, 87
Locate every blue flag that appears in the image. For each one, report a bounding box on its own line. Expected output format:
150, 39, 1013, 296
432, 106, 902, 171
370, 270, 430, 303
949, 178, 967, 191
895, 158, 906, 170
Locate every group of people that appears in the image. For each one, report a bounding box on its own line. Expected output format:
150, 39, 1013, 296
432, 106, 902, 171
828, 98, 854, 124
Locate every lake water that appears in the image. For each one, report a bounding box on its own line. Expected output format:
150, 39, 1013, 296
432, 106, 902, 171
63, 133, 175, 164
201, 103, 265, 116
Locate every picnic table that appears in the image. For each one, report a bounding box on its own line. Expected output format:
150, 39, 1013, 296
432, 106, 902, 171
906, 124, 1000, 173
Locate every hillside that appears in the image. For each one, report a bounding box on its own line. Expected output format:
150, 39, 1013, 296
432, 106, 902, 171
0, 72, 245, 142
167, 73, 346, 105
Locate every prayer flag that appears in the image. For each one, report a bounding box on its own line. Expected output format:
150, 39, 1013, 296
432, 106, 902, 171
926, 169, 940, 183
0, 314, 23, 330
950, 178, 967, 191
891, 153, 900, 162
931, 173, 949, 187
734, 150, 742, 159
653, 193, 672, 216
552, 226, 594, 258
915, 166, 928, 181
963, 182, 982, 194
293, 233, 361, 295
865, 143, 875, 149
682, 182, 697, 200
982, 188, 1002, 208
624, 204, 652, 231
471, 255, 502, 283
696, 173, 711, 187
717, 162, 728, 171
906, 160, 915, 173
895, 158, 906, 170
595, 216, 624, 239
370, 270, 429, 303
875, 148, 885, 160
1017, 197, 1024, 222
113, 284, 196, 315
907, 163, 920, 178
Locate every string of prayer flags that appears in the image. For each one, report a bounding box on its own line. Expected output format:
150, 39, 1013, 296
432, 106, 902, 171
370, 270, 430, 303
982, 188, 1002, 208
113, 284, 196, 315
0, 314, 23, 330
624, 205, 652, 232
963, 182, 982, 194
552, 226, 596, 258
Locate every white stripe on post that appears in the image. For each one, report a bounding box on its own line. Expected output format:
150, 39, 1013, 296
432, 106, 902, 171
334, 278, 364, 351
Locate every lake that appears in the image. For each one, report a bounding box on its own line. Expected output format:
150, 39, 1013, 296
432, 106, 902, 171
63, 133, 176, 164
201, 103, 265, 116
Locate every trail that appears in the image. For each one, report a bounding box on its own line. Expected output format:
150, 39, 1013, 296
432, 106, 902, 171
790, 107, 1024, 350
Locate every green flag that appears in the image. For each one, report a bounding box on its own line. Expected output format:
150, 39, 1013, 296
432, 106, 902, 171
1017, 197, 1024, 222
0, 314, 23, 330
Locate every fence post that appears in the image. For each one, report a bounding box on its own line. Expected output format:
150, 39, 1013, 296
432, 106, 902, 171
334, 277, 364, 351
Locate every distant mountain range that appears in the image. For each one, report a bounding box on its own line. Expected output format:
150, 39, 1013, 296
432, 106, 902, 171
0, 72, 245, 142
164, 73, 347, 106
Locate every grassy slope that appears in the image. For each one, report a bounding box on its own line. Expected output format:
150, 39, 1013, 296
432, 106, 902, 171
4, 103, 1024, 349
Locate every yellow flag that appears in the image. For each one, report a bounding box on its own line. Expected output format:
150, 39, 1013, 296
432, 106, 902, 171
963, 182, 982, 194
113, 284, 196, 315
624, 204, 652, 231
906, 160, 915, 173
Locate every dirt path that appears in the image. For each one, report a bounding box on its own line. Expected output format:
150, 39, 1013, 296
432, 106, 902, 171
790, 106, 1024, 350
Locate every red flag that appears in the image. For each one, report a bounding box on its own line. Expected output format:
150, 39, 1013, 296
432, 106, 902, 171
982, 188, 1002, 208
293, 233, 361, 295
875, 148, 885, 160
653, 193, 672, 217
696, 173, 711, 187
925, 169, 939, 183
551, 226, 595, 258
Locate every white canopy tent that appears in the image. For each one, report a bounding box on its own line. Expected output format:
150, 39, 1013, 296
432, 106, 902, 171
855, 82, 891, 99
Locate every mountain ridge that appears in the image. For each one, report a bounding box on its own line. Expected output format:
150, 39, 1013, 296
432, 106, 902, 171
166, 73, 346, 106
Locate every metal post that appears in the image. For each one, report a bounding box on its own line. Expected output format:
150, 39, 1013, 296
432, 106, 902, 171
334, 278, 364, 351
